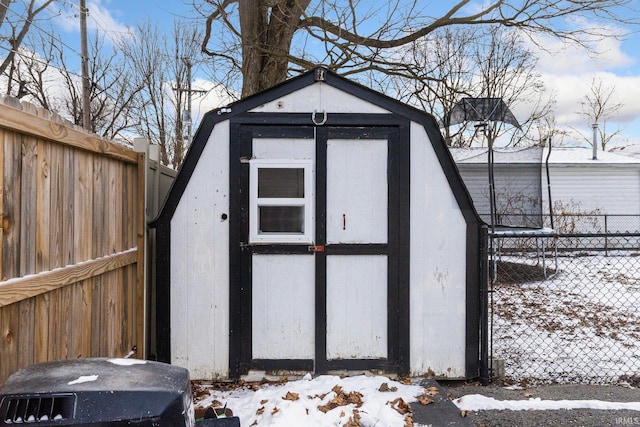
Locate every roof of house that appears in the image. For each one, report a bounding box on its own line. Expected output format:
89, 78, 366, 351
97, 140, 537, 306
449, 147, 640, 166
611, 144, 640, 159
450, 147, 542, 164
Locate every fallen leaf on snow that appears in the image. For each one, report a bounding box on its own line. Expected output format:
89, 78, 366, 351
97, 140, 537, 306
404, 414, 414, 427
378, 382, 398, 392
345, 409, 362, 427
283, 391, 299, 401
318, 386, 364, 413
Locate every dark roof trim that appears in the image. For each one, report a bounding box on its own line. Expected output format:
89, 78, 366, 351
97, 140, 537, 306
150, 66, 481, 227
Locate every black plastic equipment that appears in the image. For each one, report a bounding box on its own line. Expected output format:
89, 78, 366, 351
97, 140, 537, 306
0, 358, 194, 426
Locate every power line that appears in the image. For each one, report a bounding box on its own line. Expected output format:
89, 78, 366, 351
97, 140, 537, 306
1, 4, 84, 58
0, 44, 137, 113
0, 2, 221, 128
0, 43, 83, 79
65, 0, 135, 43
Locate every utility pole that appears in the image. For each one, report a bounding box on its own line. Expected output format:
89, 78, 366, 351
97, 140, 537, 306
176, 58, 207, 144
80, 0, 91, 131
184, 57, 193, 144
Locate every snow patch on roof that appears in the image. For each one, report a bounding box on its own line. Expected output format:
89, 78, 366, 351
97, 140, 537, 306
449, 147, 640, 165
107, 358, 147, 366
450, 147, 542, 164
67, 375, 99, 385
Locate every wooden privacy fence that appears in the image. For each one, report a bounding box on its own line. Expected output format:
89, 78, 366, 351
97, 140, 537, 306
0, 97, 144, 385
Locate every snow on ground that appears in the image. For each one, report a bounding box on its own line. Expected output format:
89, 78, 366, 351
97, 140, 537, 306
188, 252, 640, 424
454, 394, 640, 412
492, 253, 640, 384
193, 374, 433, 427
193, 374, 640, 424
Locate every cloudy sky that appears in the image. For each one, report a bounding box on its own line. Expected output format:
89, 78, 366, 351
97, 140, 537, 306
45, 0, 640, 148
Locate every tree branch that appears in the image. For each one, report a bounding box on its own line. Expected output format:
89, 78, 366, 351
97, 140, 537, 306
298, 0, 636, 50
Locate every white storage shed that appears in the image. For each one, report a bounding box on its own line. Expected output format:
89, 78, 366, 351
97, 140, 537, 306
150, 68, 485, 380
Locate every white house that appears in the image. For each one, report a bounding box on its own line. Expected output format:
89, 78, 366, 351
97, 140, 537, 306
544, 147, 640, 215
150, 68, 485, 380
450, 147, 544, 228
450, 146, 640, 232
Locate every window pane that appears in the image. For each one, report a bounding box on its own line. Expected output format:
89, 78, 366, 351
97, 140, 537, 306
259, 206, 304, 233
258, 168, 304, 198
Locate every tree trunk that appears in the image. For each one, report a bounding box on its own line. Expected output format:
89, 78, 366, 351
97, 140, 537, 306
238, 0, 310, 97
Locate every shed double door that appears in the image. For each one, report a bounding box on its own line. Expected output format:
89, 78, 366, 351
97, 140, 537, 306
230, 115, 409, 377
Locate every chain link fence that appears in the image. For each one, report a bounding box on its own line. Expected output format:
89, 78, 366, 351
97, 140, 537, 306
489, 231, 640, 385
490, 214, 640, 234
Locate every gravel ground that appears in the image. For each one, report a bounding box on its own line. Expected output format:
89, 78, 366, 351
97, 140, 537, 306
440, 381, 640, 427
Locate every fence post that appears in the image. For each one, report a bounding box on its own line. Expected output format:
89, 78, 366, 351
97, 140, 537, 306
604, 215, 608, 256
136, 152, 146, 359
479, 225, 490, 385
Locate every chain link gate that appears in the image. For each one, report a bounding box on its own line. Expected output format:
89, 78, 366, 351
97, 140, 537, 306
489, 230, 640, 385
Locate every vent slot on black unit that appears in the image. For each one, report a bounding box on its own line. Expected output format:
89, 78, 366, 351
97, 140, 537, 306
3, 394, 75, 424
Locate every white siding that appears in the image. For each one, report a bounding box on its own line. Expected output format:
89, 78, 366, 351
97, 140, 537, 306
170, 121, 230, 379
253, 138, 315, 159
252, 255, 315, 359
250, 83, 389, 114
410, 122, 468, 378
543, 166, 640, 217
326, 255, 388, 359
326, 138, 388, 244
458, 165, 541, 217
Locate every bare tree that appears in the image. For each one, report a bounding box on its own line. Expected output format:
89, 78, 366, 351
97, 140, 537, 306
386, 26, 477, 146
121, 20, 205, 168
3, 31, 58, 109
532, 115, 571, 148
387, 26, 554, 147
53, 31, 145, 139
471, 26, 555, 147
197, 0, 637, 97
121, 21, 171, 162
575, 76, 623, 150
0, 0, 57, 76
1, 21, 144, 141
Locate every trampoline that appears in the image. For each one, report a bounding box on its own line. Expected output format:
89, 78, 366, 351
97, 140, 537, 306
444, 98, 558, 280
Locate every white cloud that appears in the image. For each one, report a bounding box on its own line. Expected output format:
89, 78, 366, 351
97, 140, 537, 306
520, 18, 640, 142
542, 72, 640, 129
51, 0, 133, 43
86, 0, 133, 42
524, 26, 634, 75
191, 78, 238, 124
